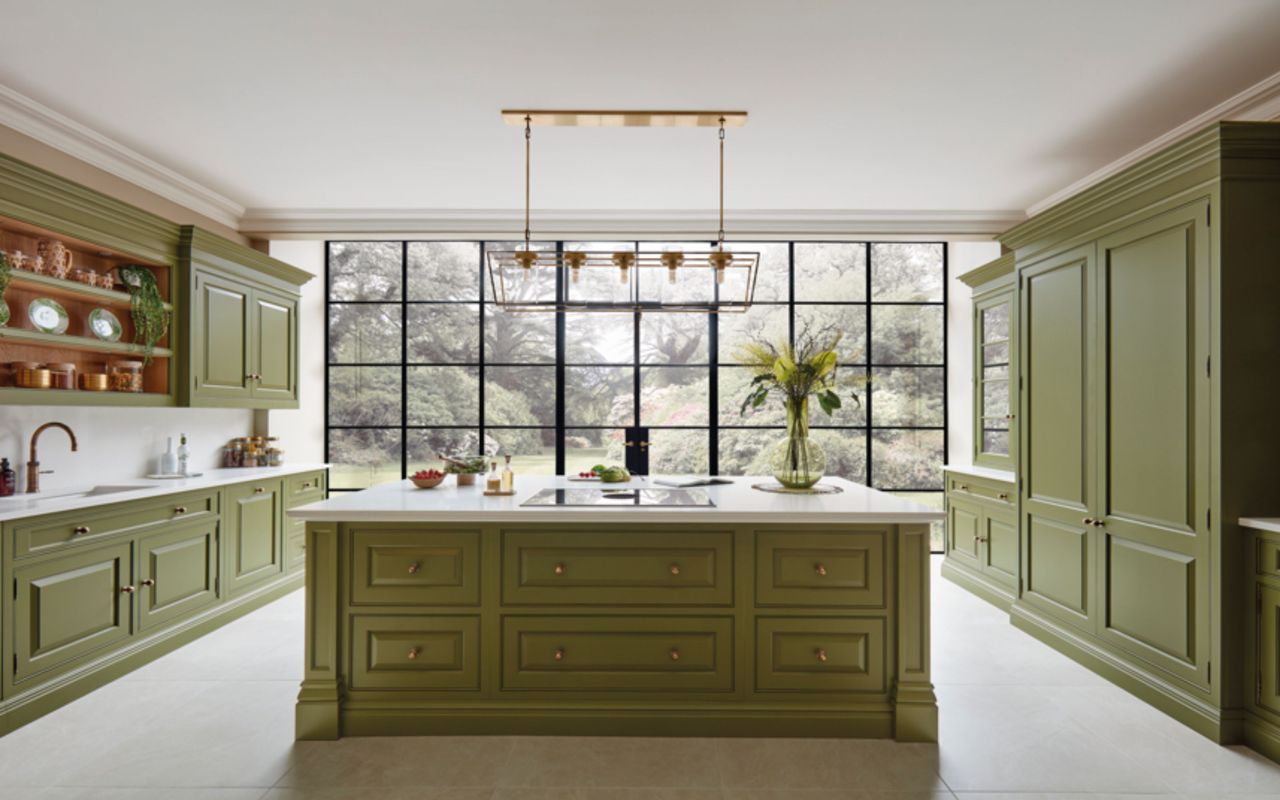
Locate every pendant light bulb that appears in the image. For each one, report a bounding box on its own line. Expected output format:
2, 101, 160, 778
612, 251, 636, 286
661, 252, 683, 285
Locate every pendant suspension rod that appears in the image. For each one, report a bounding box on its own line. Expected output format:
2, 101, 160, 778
718, 116, 726, 248
524, 114, 532, 244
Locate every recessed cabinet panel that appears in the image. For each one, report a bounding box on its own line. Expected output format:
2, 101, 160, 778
352, 530, 480, 605
12, 489, 218, 559
195, 272, 250, 399
1258, 584, 1280, 718
1106, 536, 1195, 664
947, 500, 981, 569
756, 617, 886, 693
253, 290, 297, 401
1025, 516, 1090, 630
351, 615, 480, 690
984, 512, 1019, 587
756, 531, 886, 607
138, 518, 218, 631
226, 481, 283, 594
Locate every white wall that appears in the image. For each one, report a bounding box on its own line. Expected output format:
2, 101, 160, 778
266, 240, 326, 464
945, 241, 1003, 468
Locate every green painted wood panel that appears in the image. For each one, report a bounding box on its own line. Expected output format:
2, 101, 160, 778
502, 531, 732, 606
225, 481, 283, 594
984, 511, 1019, 588
947, 497, 981, 570
501, 616, 734, 692
13, 541, 133, 684
351, 529, 480, 606
11, 489, 217, 559
351, 615, 481, 690
755, 531, 886, 607
252, 289, 298, 402
755, 617, 886, 693
1026, 515, 1090, 625
1258, 583, 1280, 717
192, 270, 251, 401
137, 517, 219, 631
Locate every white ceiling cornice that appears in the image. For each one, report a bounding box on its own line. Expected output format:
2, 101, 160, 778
238, 207, 1024, 240
0, 83, 244, 229
1026, 69, 1280, 216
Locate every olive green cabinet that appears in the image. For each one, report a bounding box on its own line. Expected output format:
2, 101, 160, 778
225, 480, 284, 595
137, 517, 219, 631
942, 468, 1017, 609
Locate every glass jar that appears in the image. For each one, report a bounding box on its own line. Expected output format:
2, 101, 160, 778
13, 361, 50, 389
47, 362, 76, 390
109, 360, 144, 392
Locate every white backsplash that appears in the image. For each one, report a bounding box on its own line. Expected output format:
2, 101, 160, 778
0, 405, 253, 494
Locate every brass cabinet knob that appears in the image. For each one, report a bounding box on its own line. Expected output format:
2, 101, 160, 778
121, 585, 136, 594
553, 647, 565, 661
815, 649, 828, 663
624, 441, 635, 448
1082, 517, 1094, 526
1092, 519, 1106, 527
254, 487, 265, 494
1005, 414, 1015, 420
553, 563, 566, 575
407, 647, 421, 660
959, 484, 969, 491
301, 482, 311, 489
669, 648, 681, 661
140, 578, 156, 588
997, 493, 1009, 501
174, 506, 188, 514
669, 564, 681, 576
639, 441, 650, 449
72, 525, 91, 535
407, 562, 421, 574
814, 564, 827, 577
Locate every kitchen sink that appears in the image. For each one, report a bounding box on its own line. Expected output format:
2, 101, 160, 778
29, 484, 150, 501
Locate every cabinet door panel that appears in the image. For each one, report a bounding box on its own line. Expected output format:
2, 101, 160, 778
138, 519, 219, 631
984, 511, 1019, 588
947, 498, 981, 570
1096, 200, 1211, 688
1259, 584, 1280, 717
193, 271, 250, 400
226, 481, 283, 594
1020, 245, 1097, 633
14, 542, 133, 684
252, 289, 297, 402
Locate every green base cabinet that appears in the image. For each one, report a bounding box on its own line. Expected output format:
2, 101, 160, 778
297, 522, 937, 741
941, 468, 1017, 611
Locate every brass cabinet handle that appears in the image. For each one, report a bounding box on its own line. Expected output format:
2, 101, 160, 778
1005, 414, 1015, 420
814, 563, 827, 577
72, 525, 91, 535
639, 441, 649, 449
253, 487, 265, 494
1092, 519, 1106, 527
976, 536, 988, 543
174, 506, 188, 514
958, 484, 969, 491
1082, 517, 1094, 526
553, 647, 565, 661
407, 562, 420, 574
669, 648, 681, 661
121, 585, 136, 594
998, 493, 1009, 501
669, 563, 681, 576
407, 647, 421, 660
301, 482, 311, 489
815, 648, 828, 663
625, 440, 635, 447
140, 578, 156, 588
553, 563, 566, 575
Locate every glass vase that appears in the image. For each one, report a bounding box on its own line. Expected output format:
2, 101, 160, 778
769, 396, 826, 489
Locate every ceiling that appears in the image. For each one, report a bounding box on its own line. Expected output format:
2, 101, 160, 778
2, 0, 1279, 233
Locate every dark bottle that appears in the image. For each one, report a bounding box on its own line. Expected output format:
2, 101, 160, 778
0, 458, 15, 497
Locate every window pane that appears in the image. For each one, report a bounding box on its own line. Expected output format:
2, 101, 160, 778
810, 366, 868, 428
983, 364, 1009, 381
982, 428, 1010, 457
649, 428, 709, 474
718, 366, 787, 426
813, 429, 868, 485
641, 367, 709, 427
407, 304, 479, 363
329, 367, 401, 426
407, 429, 481, 473
981, 302, 1010, 343
567, 312, 633, 364
870, 305, 944, 365
407, 242, 480, 301
329, 303, 401, 364
871, 243, 944, 302
891, 491, 945, 551
485, 366, 555, 426
795, 305, 867, 365
484, 241, 556, 304
485, 428, 556, 474
871, 367, 944, 427
718, 428, 784, 474
637, 242, 715, 306
871, 429, 943, 490
406, 366, 478, 426
795, 243, 866, 302
982, 341, 1008, 366
641, 313, 707, 364
565, 428, 625, 474
566, 366, 634, 427
329, 242, 401, 301
724, 242, 789, 302
485, 307, 554, 363
982, 378, 1010, 418
328, 428, 401, 489
719, 304, 789, 361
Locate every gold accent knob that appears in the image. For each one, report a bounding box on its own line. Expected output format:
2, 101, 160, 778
815, 564, 827, 577
174, 506, 187, 514
553, 563, 566, 575
140, 578, 156, 588
553, 648, 565, 661
254, 487, 265, 494
959, 484, 969, 491
121, 585, 136, 594
407, 647, 421, 660
669, 648, 681, 661
816, 649, 828, 662
1082, 517, 1094, 526
407, 562, 420, 574
669, 564, 681, 576
1092, 519, 1106, 527
639, 441, 649, 449
301, 482, 311, 489
998, 493, 1009, 501
625, 440, 635, 448
72, 525, 91, 535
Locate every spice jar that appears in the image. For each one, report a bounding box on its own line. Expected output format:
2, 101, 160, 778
14, 361, 50, 389
267, 448, 283, 467
47, 362, 77, 390
109, 360, 144, 392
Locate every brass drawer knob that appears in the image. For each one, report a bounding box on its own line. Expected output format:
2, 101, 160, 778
253, 487, 265, 494
815, 649, 828, 663
407, 562, 421, 574
553, 563, 566, 575
174, 506, 188, 514
669, 564, 681, 576
814, 564, 827, 577
301, 482, 311, 489
140, 579, 156, 588
997, 493, 1009, 501
553, 647, 565, 661
958, 484, 969, 491
669, 648, 681, 661
72, 525, 91, 535
407, 647, 421, 660
121, 585, 136, 594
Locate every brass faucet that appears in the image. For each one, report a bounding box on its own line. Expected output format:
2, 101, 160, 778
27, 422, 78, 494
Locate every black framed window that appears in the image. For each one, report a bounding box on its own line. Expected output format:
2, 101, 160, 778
326, 240, 948, 548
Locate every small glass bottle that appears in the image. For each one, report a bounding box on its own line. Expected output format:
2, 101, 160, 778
177, 433, 190, 476
0, 458, 16, 497
486, 461, 501, 492
501, 453, 514, 493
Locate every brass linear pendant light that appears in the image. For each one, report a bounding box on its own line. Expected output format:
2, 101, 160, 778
487, 109, 759, 313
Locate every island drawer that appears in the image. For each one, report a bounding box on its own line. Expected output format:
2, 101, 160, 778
501, 531, 732, 606
287, 471, 326, 506
12, 488, 220, 559
755, 617, 886, 693
350, 615, 480, 690
350, 529, 480, 606
755, 531, 886, 607
502, 616, 734, 692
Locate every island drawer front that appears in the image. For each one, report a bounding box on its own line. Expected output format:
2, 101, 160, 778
755, 532, 886, 607
755, 617, 886, 693
12, 489, 220, 559
1257, 535, 1280, 579
502, 616, 734, 691
947, 474, 1014, 506
351, 615, 481, 690
287, 471, 326, 506
501, 531, 733, 606
351, 530, 481, 606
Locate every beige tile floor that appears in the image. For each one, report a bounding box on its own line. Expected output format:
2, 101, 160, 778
2, 556, 1279, 799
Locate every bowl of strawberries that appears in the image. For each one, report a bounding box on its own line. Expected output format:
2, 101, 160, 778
410, 469, 446, 489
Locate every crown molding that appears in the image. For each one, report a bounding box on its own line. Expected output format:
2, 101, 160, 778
0, 83, 244, 230
1026, 69, 1280, 217
238, 207, 1023, 240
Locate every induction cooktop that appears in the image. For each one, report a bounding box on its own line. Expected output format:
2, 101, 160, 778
521, 487, 715, 507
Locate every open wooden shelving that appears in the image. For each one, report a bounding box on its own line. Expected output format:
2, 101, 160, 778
5, 270, 173, 312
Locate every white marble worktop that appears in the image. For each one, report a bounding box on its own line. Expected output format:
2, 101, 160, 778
1241, 518, 1280, 534
943, 463, 1017, 484
0, 464, 330, 522
288, 475, 944, 525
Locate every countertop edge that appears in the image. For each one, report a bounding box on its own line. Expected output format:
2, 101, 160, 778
287, 510, 946, 524
1240, 517, 1280, 534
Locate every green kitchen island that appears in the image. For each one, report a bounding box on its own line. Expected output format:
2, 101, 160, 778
288, 475, 942, 741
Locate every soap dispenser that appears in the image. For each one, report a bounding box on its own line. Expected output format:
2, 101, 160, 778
176, 433, 190, 477
0, 458, 15, 497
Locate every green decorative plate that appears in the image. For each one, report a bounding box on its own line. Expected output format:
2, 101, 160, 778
28, 298, 69, 334
88, 307, 122, 342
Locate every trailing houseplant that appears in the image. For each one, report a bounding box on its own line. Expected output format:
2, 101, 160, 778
0, 250, 10, 326
735, 327, 866, 489
118, 265, 169, 363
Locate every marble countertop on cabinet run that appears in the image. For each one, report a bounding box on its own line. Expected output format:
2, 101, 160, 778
288, 475, 945, 525
942, 463, 1017, 484
1241, 518, 1280, 534
0, 463, 330, 522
